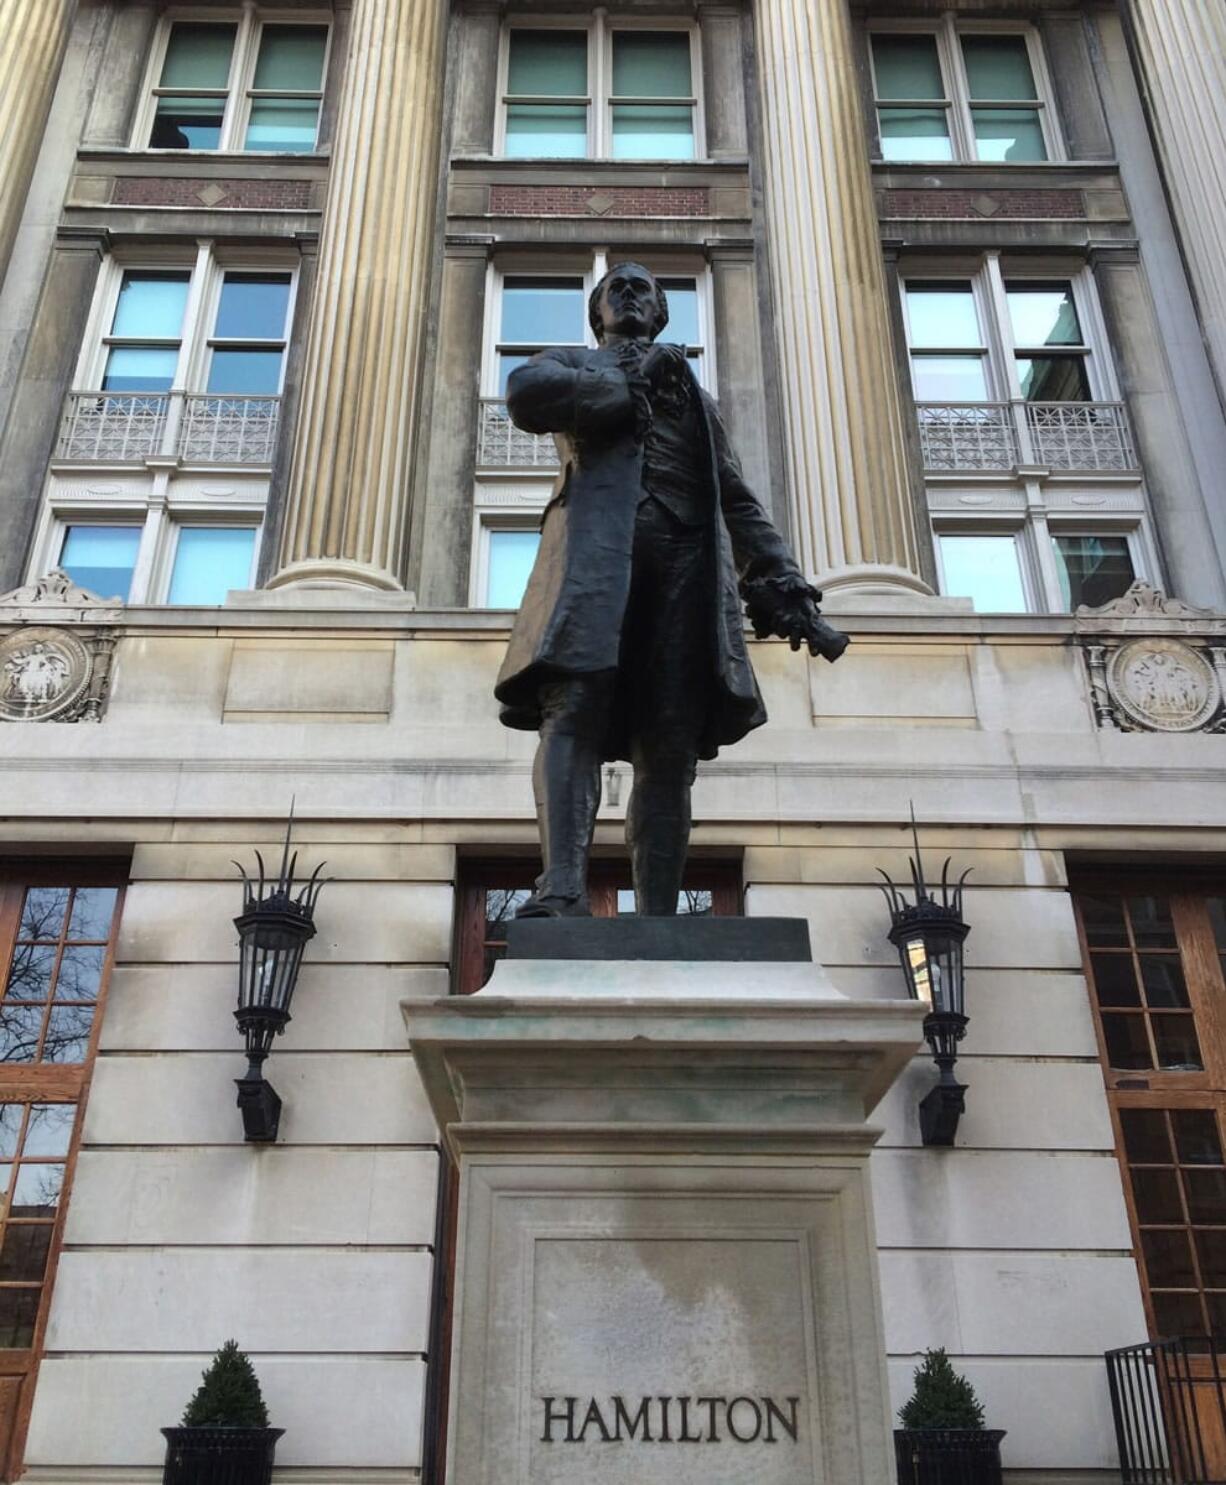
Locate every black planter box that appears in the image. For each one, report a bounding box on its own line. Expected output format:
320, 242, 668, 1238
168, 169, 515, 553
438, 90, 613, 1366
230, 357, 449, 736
161, 1426, 284, 1485
895, 1428, 1006, 1485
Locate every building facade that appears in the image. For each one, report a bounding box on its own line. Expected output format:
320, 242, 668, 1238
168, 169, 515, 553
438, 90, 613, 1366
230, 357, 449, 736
0, 0, 1224, 1478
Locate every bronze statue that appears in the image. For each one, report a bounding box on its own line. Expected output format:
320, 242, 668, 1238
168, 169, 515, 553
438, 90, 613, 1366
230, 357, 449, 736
495, 263, 847, 917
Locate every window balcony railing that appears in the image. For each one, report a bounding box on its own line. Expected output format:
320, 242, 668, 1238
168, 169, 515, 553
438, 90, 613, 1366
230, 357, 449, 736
1107, 1337, 1226, 1484
917, 399, 1139, 475
55, 391, 281, 466
477, 398, 559, 469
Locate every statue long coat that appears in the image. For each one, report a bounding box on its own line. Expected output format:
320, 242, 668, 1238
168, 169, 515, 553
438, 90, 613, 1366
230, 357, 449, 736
493, 344, 805, 762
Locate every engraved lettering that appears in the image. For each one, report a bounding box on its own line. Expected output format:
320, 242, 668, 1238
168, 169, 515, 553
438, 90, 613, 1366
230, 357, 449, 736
764, 1396, 800, 1443
677, 1396, 704, 1443
657, 1395, 672, 1443
612, 1395, 653, 1442
696, 1396, 722, 1442
541, 1396, 577, 1443
577, 1397, 614, 1443
726, 1396, 763, 1443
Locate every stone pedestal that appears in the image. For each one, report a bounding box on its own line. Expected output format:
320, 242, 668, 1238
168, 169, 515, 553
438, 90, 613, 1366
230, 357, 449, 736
405, 945, 922, 1485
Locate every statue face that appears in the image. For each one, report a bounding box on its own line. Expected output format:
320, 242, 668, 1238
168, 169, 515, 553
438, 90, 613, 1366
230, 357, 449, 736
595, 264, 663, 341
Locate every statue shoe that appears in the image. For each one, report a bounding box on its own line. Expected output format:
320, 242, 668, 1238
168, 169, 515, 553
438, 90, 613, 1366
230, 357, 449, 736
514, 892, 592, 919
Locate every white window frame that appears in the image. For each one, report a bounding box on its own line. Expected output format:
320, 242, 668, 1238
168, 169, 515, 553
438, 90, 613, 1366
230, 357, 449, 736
470, 508, 550, 609
869, 16, 1064, 165
132, 8, 332, 155
933, 520, 1037, 614
496, 14, 704, 161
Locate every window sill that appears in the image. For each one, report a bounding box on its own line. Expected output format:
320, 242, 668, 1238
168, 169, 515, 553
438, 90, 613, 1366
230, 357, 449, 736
76, 146, 331, 168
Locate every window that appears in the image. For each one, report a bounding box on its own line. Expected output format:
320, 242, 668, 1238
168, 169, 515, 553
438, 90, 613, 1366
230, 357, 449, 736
937, 534, 1028, 613
0, 869, 124, 1479
58, 526, 142, 603
166, 527, 257, 602
485, 529, 540, 608
500, 18, 701, 160
871, 20, 1058, 164
142, 15, 329, 153
1074, 882, 1226, 1340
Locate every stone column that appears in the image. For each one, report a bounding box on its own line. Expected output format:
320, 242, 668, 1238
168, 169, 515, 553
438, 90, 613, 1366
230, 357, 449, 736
0, 0, 77, 287
752, 0, 930, 597
1125, 0, 1226, 410
269, 0, 448, 592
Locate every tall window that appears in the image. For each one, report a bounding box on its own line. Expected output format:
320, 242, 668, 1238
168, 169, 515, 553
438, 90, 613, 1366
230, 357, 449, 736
474, 255, 714, 608
900, 257, 1153, 612
42, 250, 294, 604
0, 868, 124, 1479
141, 15, 330, 152
1074, 882, 1226, 1340
870, 20, 1058, 164
499, 19, 701, 160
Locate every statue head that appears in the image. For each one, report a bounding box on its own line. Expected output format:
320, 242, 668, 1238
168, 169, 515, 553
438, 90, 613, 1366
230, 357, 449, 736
589, 262, 670, 344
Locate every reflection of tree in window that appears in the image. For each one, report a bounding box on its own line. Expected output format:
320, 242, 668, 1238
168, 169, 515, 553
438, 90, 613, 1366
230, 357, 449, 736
1, 888, 111, 1064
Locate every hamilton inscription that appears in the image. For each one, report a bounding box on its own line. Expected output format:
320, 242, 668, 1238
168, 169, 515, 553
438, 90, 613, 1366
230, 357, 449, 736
540, 1393, 801, 1445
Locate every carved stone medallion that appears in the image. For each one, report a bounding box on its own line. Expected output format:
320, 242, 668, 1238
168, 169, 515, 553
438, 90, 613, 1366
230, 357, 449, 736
0, 627, 93, 722
1107, 638, 1221, 732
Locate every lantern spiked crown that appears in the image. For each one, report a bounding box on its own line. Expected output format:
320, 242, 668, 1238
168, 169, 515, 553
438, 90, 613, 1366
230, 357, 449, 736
878, 808, 972, 1146
232, 805, 327, 1142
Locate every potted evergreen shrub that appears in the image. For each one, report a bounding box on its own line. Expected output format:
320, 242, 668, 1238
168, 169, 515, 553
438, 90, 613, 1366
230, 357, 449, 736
162, 1340, 284, 1485
894, 1348, 1005, 1485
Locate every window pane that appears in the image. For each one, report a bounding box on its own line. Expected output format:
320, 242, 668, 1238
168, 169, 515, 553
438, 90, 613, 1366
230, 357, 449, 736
0, 1289, 41, 1348
1174, 1111, 1223, 1167
1186, 1169, 1226, 1224
1130, 895, 1177, 949
22, 1106, 75, 1160
1132, 1167, 1183, 1224
102, 347, 179, 393
19, 888, 69, 943
1006, 284, 1082, 348
0, 1006, 44, 1065
872, 35, 945, 100
498, 353, 533, 397
6, 946, 54, 1002
42, 1005, 94, 1064
972, 107, 1047, 163
150, 96, 227, 150
111, 272, 190, 339
1198, 1232, 1226, 1289
244, 98, 321, 151
505, 103, 587, 158
1102, 1012, 1153, 1070
11, 1162, 63, 1217
508, 30, 587, 96
0, 1226, 52, 1285
159, 22, 236, 88
486, 531, 540, 608
1142, 1230, 1197, 1289
1081, 894, 1129, 949
67, 888, 118, 942
906, 286, 981, 348
1152, 1015, 1202, 1071
611, 104, 694, 160
59, 526, 140, 602
54, 945, 105, 1003
1053, 535, 1135, 610
878, 108, 953, 162
938, 535, 1027, 612
612, 32, 692, 98
168, 527, 256, 604
252, 25, 327, 90
214, 274, 292, 340
1120, 1109, 1172, 1166
912, 355, 989, 400
501, 279, 584, 344
1141, 956, 1190, 1009
1152, 1290, 1203, 1338
656, 281, 699, 348
961, 36, 1039, 100
1091, 953, 1141, 1007
206, 349, 284, 394
1016, 356, 1090, 401
0, 1111, 22, 1164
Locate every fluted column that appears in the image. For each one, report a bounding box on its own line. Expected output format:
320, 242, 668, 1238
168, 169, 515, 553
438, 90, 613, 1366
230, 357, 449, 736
1126, 0, 1226, 409
270, 0, 447, 591
752, 0, 930, 596
0, 0, 76, 287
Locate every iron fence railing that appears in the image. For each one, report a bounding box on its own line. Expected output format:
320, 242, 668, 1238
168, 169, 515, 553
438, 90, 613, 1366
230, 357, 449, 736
1107, 1337, 1226, 1483
55, 391, 280, 466
916, 399, 1139, 474
477, 398, 559, 468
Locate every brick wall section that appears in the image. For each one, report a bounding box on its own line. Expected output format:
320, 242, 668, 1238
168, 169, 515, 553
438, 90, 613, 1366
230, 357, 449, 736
880, 188, 1084, 219
489, 184, 710, 217
113, 177, 314, 210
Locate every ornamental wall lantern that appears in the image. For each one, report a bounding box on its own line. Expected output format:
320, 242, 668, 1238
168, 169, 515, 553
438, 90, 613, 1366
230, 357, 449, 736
232, 813, 327, 1143
878, 813, 972, 1147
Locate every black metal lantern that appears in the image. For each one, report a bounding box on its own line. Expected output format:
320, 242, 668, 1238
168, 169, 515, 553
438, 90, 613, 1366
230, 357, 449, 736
879, 813, 972, 1147
233, 814, 326, 1143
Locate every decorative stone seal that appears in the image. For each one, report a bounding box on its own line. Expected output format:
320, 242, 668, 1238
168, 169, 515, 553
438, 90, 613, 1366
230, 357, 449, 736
0, 627, 93, 722
1107, 638, 1220, 733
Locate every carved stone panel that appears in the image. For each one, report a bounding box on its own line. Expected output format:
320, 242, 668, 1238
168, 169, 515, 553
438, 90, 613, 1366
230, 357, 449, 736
1107, 640, 1221, 733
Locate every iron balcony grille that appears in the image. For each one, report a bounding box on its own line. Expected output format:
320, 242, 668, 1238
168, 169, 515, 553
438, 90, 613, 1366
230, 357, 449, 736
1107, 1337, 1226, 1483
56, 391, 281, 466
477, 398, 559, 469
916, 400, 1139, 474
